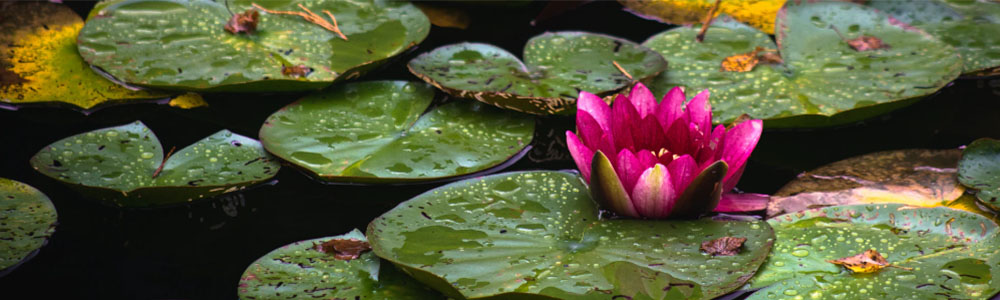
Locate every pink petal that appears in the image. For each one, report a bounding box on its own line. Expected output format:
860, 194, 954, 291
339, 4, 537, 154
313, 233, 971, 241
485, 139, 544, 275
566, 131, 595, 183
666, 154, 698, 195
615, 149, 643, 193
635, 116, 667, 151
596, 132, 617, 164
685, 89, 712, 135
629, 83, 657, 119
721, 119, 762, 184
577, 111, 605, 149
655, 87, 686, 130
611, 94, 640, 151
631, 164, 675, 218
577, 91, 611, 131
696, 124, 726, 166
722, 162, 746, 192
714, 193, 769, 213
665, 119, 691, 156
636, 149, 659, 170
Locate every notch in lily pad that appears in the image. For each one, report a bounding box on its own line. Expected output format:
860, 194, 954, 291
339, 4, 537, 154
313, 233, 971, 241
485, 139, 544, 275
407, 32, 668, 115
238, 229, 442, 300
259, 81, 534, 184
0, 178, 57, 277
642, 1, 962, 128
368, 171, 774, 299
0, 2, 169, 112
77, 0, 430, 92
31, 121, 280, 208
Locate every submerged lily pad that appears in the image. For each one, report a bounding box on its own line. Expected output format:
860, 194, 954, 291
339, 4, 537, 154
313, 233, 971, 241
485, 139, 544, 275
958, 138, 1000, 211
408, 32, 668, 115
77, 0, 430, 92
769, 149, 966, 217
870, 0, 1000, 76
0, 2, 167, 111
0, 178, 57, 276
30, 121, 280, 207
259, 81, 534, 184
747, 204, 1000, 299
642, 1, 962, 127
619, 0, 786, 34
238, 229, 441, 299
368, 171, 774, 299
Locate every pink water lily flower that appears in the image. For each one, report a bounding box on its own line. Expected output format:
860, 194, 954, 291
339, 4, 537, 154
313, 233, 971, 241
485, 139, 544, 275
566, 83, 765, 218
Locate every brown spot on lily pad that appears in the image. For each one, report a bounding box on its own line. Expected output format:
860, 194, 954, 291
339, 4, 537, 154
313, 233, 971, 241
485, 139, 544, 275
847, 35, 890, 52
700, 236, 747, 256
224, 10, 259, 34
0, 68, 27, 86
317, 238, 371, 261
281, 65, 311, 77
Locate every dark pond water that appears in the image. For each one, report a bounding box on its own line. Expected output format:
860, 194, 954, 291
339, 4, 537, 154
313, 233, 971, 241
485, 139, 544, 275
2, 1, 1000, 299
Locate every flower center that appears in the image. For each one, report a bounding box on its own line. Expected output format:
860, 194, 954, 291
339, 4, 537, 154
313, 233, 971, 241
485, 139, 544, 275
652, 148, 680, 160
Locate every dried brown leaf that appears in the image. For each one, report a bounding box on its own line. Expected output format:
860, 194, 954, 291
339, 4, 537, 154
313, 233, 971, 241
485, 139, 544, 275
700, 236, 747, 256
281, 65, 311, 77
847, 35, 890, 52
720, 51, 760, 72
826, 249, 904, 273
317, 238, 371, 261
224, 10, 259, 34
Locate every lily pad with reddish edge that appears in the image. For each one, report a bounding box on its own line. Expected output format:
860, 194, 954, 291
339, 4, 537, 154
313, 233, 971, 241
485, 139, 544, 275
642, 1, 962, 128
958, 138, 1000, 211
30, 121, 280, 208
746, 204, 1000, 299
0, 2, 168, 111
407, 32, 667, 115
368, 171, 774, 299
238, 229, 441, 300
258, 81, 534, 184
0, 178, 57, 277
870, 0, 1000, 76
77, 0, 430, 92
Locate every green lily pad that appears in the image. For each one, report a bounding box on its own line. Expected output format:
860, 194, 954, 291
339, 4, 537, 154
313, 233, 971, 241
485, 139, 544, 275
259, 81, 534, 184
407, 32, 668, 115
77, 0, 430, 92
367, 171, 775, 299
30, 121, 280, 207
769, 149, 967, 217
238, 229, 441, 300
747, 204, 1000, 299
0, 178, 57, 276
870, 0, 1000, 76
958, 138, 1000, 211
642, 1, 962, 128
0, 2, 167, 111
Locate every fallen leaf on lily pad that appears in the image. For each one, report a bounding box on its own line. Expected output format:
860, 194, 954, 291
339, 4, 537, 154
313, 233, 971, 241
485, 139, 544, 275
642, 1, 962, 128
368, 171, 775, 299
77, 0, 430, 92
826, 249, 892, 273
316, 238, 371, 261
769, 149, 967, 218
0, 178, 57, 276
31, 121, 280, 207
844, 35, 890, 52
224, 9, 259, 34
0, 2, 167, 111
408, 32, 667, 115
701, 236, 747, 256
747, 204, 1000, 299
620, 0, 785, 34
238, 229, 442, 300
259, 81, 534, 184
